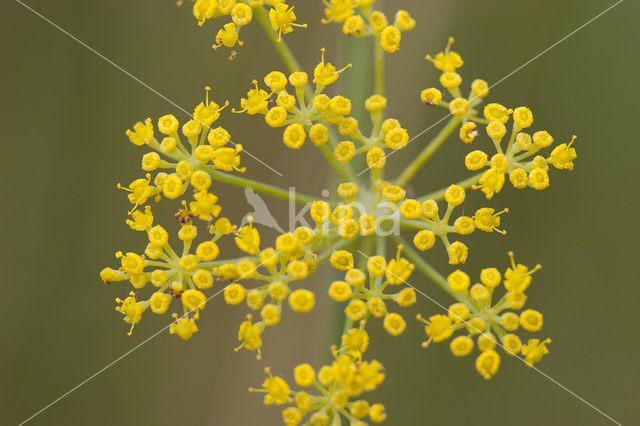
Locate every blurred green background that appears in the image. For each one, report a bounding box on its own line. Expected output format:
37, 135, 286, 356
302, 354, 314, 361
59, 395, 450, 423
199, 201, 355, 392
2, 0, 638, 425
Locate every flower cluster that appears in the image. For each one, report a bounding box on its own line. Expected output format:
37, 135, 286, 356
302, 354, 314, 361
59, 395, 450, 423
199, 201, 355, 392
181, 0, 306, 49
321, 0, 416, 53
120, 87, 244, 210
421, 38, 578, 199
329, 246, 417, 339
99, 2, 580, 423
251, 353, 387, 425
417, 253, 550, 379
235, 48, 414, 171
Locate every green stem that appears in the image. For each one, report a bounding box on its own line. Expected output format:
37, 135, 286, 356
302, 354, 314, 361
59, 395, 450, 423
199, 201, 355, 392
396, 117, 461, 187
206, 168, 316, 205
418, 171, 484, 202
392, 235, 471, 306
374, 36, 385, 96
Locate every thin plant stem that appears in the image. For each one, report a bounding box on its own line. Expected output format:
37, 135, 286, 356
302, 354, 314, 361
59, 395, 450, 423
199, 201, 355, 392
206, 168, 316, 205
392, 234, 470, 306
374, 35, 385, 96
396, 117, 461, 187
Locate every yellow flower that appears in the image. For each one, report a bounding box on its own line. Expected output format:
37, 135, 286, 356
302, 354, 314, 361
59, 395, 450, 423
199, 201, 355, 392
238, 80, 271, 115
459, 122, 478, 143
309, 123, 329, 146
420, 88, 442, 106
192, 269, 213, 289
473, 168, 505, 199
473, 207, 508, 234
289, 289, 315, 313
521, 338, 551, 366
369, 403, 387, 423
484, 103, 511, 123
384, 128, 409, 150
520, 309, 543, 332
313, 48, 351, 88
426, 37, 463, 72
322, 0, 356, 24
548, 136, 577, 170
231, 3, 252, 26
192, 0, 216, 26
126, 206, 153, 231
330, 95, 352, 115
276, 232, 301, 255
385, 250, 415, 284
444, 184, 465, 206
342, 15, 364, 35
196, 240, 220, 261
261, 304, 281, 326
287, 260, 309, 280
447, 303, 469, 324
341, 328, 369, 356
368, 297, 387, 317
269, 1, 306, 42
265, 106, 287, 128
212, 145, 245, 172
126, 118, 154, 146
449, 98, 469, 117
502, 334, 523, 356
236, 314, 264, 357
512, 106, 534, 128
380, 26, 401, 53
383, 313, 406, 336
182, 289, 207, 311
475, 350, 500, 379
149, 292, 171, 314
162, 174, 185, 199
283, 123, 306, 149
337, 182, 359, 199
365, 94, 387, 112
418, 314, 453, 344
369, 11, 388, 33
189, 191, 222, 220
471, 79, 489, 97
533, 130, 553, 148
224, 283, 246, 305
294, 363, 316, 387
486, 120, 507, 140
395, 10, 416, 31
395, 288, 416, 307
334, 141, 356, 162
480, 267, 502, 288
345, 299, 367, 321
447, 241, 468, 265
261, 367, 291, 405
447, 270, 470, 292
450, 335, 474, 357
439, 72, 462, 89
528, 167, 549, 190
366, 147, 386, 169
329, 281, 352, 302
454, 216, 475, 235
235, 224, 261, 254
169, 317, 199, 340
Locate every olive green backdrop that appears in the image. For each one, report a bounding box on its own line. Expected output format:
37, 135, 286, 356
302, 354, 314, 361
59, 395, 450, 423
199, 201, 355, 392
2, 0, 638, 425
